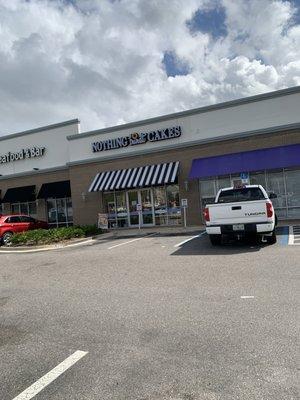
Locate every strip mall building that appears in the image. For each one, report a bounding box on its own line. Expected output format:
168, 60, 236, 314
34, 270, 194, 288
0, 87, 300, 228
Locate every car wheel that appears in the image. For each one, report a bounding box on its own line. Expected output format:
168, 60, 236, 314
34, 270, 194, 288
2, 231, 13, 246
266, 230, 277, 245
209, 234, 222, 245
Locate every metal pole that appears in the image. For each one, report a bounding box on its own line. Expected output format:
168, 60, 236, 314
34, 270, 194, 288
183, 206, 187, 228
138, 208, 141, 231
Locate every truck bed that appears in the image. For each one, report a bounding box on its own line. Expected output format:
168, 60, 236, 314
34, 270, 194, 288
206, 199, 269, 225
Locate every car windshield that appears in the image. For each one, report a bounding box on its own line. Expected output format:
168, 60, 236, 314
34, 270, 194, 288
217, 187, 265, 203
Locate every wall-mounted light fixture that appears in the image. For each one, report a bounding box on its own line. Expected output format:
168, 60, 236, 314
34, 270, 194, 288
81, 192, 86, 201
184, 180, 189, 191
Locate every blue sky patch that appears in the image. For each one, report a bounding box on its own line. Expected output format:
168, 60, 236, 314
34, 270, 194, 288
290, 0, 300, 24
163, 52, 190, 77
187, 5, 227, 39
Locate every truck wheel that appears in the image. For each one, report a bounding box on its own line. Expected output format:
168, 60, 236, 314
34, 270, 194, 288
209, 234, 222, 245
2, 231, 13, 246
266, 230, 277, 245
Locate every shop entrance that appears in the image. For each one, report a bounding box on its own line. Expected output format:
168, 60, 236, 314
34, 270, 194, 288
127, 188, 154, 227
103, 184, 182, 228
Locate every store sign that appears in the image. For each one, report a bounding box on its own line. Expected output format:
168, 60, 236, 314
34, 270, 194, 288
92, 126, 182, 153
181, 198, 188, 208
0, 146, 46, 165
98, 213, 108, 230
240, 172, 250, 184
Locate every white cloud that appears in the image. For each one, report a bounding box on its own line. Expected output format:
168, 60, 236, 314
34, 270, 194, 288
0, 0, 299, 135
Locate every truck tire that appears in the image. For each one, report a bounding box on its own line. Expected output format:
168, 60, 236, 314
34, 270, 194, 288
209, 234, 222, 245
266, 230, 277, 245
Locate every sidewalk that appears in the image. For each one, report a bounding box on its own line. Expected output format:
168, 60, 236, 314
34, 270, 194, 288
96, 225, 205, 239
95, 219, 300, 240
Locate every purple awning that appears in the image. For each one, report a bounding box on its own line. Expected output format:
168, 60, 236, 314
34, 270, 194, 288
189, 143, 300, 179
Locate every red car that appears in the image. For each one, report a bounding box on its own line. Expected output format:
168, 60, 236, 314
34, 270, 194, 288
0, 214, 48, 245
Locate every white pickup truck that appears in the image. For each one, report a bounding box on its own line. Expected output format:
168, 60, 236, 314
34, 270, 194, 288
204, 185, 277, 245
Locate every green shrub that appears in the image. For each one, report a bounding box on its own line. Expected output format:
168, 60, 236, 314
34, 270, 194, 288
10, 225, 101, 246
11, 229, 50, 246
79, 224, 102, 236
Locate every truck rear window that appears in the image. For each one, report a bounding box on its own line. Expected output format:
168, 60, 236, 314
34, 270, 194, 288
217, 188, 265, 203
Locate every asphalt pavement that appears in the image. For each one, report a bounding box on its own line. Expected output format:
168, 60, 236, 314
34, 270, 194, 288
0, 230, 299, 399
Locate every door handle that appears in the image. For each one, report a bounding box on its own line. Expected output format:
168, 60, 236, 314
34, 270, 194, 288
232, 206, 241, 210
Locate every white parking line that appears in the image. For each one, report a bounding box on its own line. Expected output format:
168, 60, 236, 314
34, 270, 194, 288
241, 296, 255, 299
174, 231, 206, 247
288, 225, 294, 245
12, 350, 88, 400
108, 233, 156, 249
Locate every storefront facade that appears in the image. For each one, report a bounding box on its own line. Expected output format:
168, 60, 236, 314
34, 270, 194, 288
0, 119, 79, 227
0, 87, 300, 228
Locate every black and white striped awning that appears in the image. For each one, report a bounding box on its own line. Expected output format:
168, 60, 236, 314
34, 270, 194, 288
89, 161, 179, 192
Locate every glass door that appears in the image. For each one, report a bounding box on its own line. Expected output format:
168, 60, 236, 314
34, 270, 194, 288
140, 188, 154, 226
127, 190, 139, 226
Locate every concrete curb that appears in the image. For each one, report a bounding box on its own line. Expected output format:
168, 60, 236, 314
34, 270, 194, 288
0, 237, 95, 254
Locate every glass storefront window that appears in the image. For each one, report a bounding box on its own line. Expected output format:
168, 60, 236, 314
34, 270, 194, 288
285, 169, 300, 219
28, 202, 37, 216
20, 203, 28, 215
199, 168, 300, 220
250, 171, 266, 187
66, 198, 73, 222
47, 199, 57, 223
103, 192, 117, 228
199, 179, 217, 216
266, 170, 286, 209
200, 179, 216, 197
153, 186, 168, 226
285, 169, 300, 207
11, 203, 19, 215
287, 208, 300, 218
11, 201, 37, 218
128, 191, 139, 226
140, 189, 154, 225
46, 198, 73, 227
216, 176, 231, 191
167, 185, 181, 225
116, 192, 128, 228
56, 199, 67, 223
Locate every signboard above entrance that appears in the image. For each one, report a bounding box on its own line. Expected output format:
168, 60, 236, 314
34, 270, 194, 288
92, 126, 182, 153
0, 146, 46, 165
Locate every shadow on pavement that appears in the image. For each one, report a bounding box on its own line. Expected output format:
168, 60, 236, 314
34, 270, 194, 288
172, 234, 271, 256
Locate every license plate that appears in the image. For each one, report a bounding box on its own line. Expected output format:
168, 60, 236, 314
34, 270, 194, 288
232, 224, 244, 231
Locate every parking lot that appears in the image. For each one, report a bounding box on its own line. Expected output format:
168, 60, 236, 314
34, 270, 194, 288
0, 228, 299, 399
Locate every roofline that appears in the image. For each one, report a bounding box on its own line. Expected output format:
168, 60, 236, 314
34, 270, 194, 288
67, 86, 300, 141
67, 122, 300, 167
0, 119, 80, 142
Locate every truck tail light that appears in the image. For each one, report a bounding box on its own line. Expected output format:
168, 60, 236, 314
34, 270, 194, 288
266, 202, 273, 218
203, 207, 210, 222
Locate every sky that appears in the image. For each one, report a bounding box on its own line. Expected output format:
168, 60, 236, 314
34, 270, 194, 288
0, 0, 299, 136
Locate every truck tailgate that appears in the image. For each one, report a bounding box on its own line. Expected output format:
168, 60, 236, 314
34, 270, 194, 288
208, 200, 268, 225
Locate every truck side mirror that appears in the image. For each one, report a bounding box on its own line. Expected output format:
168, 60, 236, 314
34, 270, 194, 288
269, 192, 277, 199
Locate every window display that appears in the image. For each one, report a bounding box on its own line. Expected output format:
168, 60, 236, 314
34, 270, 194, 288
199, 168, 300, 220
11, 201, 37, 218
102, 185, 182, 228
46, 197, 73, 227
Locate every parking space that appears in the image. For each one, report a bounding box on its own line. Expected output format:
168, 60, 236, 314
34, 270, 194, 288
288, 225, 300, 245
0, 227, 299, 399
